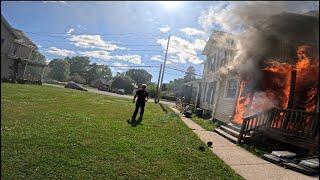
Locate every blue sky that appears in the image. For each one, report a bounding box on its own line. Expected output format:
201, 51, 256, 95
1, 1, 230, 83
2, 1, 316, 83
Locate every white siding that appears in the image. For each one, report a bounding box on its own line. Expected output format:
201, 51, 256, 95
213, 76, 239, 123
1, 21, 15, 54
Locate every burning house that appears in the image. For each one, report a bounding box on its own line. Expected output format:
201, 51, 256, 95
200, 31, 238, 118
203, 11, 319, 154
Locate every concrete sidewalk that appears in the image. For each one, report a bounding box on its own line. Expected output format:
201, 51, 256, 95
170, 107, 318, 180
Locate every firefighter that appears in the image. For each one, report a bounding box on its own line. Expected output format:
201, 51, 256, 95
129, 84, 149, 126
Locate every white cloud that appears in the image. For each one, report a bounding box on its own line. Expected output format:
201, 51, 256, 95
151, 55, 163, 62
114, 55, 142, 64
68, 34, 125, 51
113, 62, 129, 69
193, 39, 206, 51
79, 50, 112, 61
47, 47, 75, 57
156, 36, 204, 64
159, 26, 171, 33
198, 2, 317, 32
180, 28, 206, 36
67, 28, 74, 34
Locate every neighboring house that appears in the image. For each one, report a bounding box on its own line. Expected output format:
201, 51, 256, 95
200, 30, 238, 121
91, 78, 113, 91
1, 14, 47, 82
182, 80, 201, 107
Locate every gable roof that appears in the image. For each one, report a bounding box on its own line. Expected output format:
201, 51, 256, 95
1, 14, 19, 38
12, 28, 37, 49
1, 14, 37, 49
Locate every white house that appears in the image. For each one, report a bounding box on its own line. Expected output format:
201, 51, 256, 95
1, 14, 47, 82
199, 30, 239, 122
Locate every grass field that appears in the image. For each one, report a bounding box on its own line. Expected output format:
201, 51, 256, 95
1, 83, 242, 179
190, 116, 217, 131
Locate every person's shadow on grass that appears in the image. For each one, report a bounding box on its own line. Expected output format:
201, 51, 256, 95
127, 117, 143, 127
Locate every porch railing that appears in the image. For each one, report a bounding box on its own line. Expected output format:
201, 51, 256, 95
237, 108, 319, 143
237, 108, 275, 143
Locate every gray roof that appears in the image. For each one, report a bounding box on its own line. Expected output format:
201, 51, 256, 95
303, 10, 319, 17
12, 28, 37, 49
1, 14, 37, 49
93, 78, 113, 85
1, 14, 19, 39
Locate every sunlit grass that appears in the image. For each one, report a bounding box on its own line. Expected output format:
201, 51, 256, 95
1, 83, 242, 179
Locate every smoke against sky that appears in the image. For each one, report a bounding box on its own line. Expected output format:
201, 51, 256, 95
1, 1, 318, 82
198, 1, 319, 75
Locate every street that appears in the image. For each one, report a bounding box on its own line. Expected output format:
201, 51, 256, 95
43, 83, 175, 107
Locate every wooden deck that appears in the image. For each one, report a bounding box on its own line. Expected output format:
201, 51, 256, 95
238, 108, 319, 153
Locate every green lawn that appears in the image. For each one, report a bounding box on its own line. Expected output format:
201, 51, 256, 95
190, 114, 268, 157
1, 83, 242, 179
190, 116, 217, 131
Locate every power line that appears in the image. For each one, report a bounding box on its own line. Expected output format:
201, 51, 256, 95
25, 31, 162, 39
168, 64, 203, 75
24, 31, 164, 36
166, 66, 202, 77
34, 39, 161, 47
107, 65, 160, 67
169, 47, 199, 56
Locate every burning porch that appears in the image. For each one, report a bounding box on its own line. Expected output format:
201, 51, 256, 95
214, 12, 319, 156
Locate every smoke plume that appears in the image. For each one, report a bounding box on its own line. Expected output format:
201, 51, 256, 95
199, 1, 319, 76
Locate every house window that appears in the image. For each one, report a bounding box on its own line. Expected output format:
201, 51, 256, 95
211, 82, 217, 105
211, 56, 215, 72
202, 83, 207, 102
1, 38, 5, 48
13, 44, 18, 55
206, 81, 217, 105
206, 83, 212, 104
225, 79, 237, 99
207, 57, 211, 72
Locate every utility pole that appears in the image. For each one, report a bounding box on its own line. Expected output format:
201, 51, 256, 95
154, 64, 163, 103
158, 34, 171, 102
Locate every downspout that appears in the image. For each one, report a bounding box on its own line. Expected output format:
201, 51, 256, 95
195, 83, 199, 108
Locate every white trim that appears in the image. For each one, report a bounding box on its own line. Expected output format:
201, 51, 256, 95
212, 80, 220, 116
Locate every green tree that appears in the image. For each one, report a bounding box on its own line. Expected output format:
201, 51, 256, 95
147, 82, 157, 98
112, 75, 134, 94
125, 69, 152, 85
67, 56, 90, 76
184, 66, 196, 82
167, 78, 185, 97
161, 83, 168, 91
70, 73, 86, 84
86, 63, 112, 84
48, 59, 70, 81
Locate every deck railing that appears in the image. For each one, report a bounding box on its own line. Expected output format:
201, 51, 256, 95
238, 108, 275, 143
237, 108, 319, 143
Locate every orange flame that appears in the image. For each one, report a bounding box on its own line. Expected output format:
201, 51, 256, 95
233, 45, 318, 125
294, 45, 319, 112
233, 81, 252, 124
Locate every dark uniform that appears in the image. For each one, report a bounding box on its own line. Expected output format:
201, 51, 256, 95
132, 89, 149, 121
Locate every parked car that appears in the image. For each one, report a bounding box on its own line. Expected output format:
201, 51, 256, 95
65, 81, 88, 91
116, 89, 125, 95
98, 85, 109, 92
